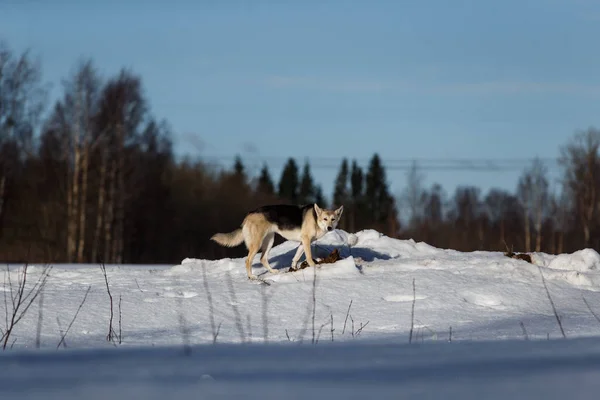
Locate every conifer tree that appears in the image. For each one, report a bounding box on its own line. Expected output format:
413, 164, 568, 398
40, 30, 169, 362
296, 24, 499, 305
333, 158, 350, 208
233, 155, 245, 181
350, 160, 364, 201
278, 158, 299, 203
315, 185, 327, 208
257, 164, 275, 195
365, 153, 395, 226
298, 161, 316, 204
349, 160, 365, 232
231, 155, 246, 187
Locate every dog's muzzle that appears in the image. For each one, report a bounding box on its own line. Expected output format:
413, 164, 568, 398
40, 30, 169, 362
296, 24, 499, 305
327, 226, 333, 231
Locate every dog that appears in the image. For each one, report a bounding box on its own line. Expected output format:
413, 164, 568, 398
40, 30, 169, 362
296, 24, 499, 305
211, 203, 344, 280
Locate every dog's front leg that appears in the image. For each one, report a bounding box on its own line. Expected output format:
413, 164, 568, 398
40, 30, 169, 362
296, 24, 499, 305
291, 244, 305, 270
302, 236, 317, 267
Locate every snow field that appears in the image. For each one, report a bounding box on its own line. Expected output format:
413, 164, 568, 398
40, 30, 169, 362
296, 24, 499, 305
4, 229, 600, 398
2, 229, 600, 348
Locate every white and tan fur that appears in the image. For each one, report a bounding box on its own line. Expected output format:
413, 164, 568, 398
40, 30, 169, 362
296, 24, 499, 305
211, 203, 343, 280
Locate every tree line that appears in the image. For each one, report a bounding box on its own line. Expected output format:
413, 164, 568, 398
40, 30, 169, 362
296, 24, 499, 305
0, 42, 599, 264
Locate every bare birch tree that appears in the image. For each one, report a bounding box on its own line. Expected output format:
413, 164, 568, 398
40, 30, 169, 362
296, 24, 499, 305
517, 158, 549, 252
96, 70, 146, 263
55, 60, 101, 262
559, 128, 600, 248
549, 185, 572, 254
92, 138, 108, 263
0, 42, 47, 240
402, 160, 425, 230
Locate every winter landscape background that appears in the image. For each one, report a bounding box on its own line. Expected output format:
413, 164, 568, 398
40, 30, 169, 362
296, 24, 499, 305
3, 1, 600, 399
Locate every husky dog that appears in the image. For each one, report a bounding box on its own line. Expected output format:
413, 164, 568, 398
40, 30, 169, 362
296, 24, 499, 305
211, 203, 344, 280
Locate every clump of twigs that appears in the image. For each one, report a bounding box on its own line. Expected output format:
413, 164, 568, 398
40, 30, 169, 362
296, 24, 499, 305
351, 318, 369, 338
100, 263, 122, 344
285, 297, 368, 343
340, 299, 369, 338
57, 285, 92, 349
314, 315, 330, 344
342, 300, 353, 335
409, 278, 416, 343
412, 325, 437, 343
330, 312, 334, 342
35, 289, 44, 349
118, 295, 122, 344
1, 263, 52, 350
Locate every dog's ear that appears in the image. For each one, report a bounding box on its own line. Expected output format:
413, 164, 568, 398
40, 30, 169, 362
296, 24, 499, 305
314, 203, 323, 216
335, 205, 344, 217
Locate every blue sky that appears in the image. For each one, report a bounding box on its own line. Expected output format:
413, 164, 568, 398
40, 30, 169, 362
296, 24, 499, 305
2, 0, 600, 207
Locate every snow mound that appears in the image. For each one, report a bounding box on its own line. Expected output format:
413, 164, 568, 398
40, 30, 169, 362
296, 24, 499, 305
170, 230, 600, 290
536, 248, 600, 272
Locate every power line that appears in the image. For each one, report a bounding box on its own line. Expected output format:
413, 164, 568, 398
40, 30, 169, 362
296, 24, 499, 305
191, 155, 563, 172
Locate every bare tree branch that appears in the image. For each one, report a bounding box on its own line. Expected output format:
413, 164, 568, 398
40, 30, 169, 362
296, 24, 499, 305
56, 285, 91, 349
1, 263, 52, 350
409, 278, 416, 344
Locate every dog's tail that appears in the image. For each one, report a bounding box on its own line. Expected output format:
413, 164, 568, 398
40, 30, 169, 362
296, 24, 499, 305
211, 228, 244, 247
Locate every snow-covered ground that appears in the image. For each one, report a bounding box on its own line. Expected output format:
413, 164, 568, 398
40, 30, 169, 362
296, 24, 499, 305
3, 229, 600, 398
3, 336, 600, 399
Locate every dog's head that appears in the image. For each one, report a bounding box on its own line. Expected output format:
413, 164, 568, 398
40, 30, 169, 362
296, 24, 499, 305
314, 204, 344, 232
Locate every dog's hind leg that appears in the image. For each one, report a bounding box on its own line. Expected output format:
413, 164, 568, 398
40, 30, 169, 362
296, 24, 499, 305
243, 225, 263, 280
260, 232, 278, 274
245, 242, 261, 280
